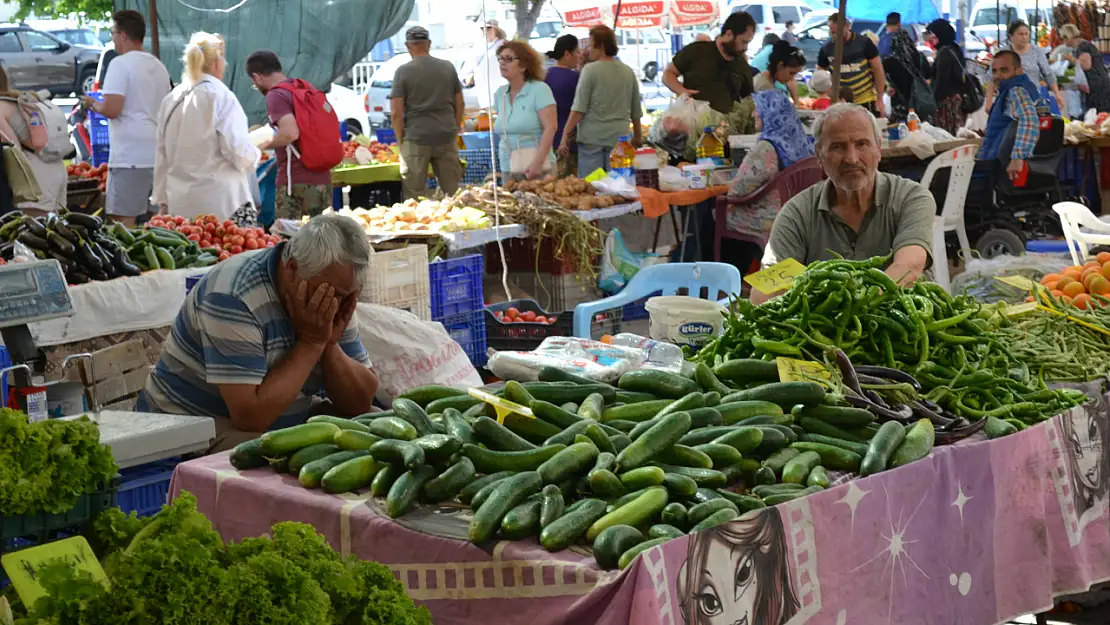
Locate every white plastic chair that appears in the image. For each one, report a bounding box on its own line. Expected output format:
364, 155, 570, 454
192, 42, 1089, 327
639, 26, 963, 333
922, 145, 977, 290
1052, 201, 1110, 266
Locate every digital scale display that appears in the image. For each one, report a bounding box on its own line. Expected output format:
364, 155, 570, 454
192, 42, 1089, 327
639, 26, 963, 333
0, 269, 36, 297
0, 260, 74, 328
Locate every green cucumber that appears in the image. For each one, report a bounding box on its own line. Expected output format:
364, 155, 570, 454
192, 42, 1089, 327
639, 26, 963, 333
806, 465, 831, 488
690, 507, 739, 532
712, 359, 780, 383
463, 443, 566, 474
583, 423, 616, 455
299, 450, 369, 488
604, 419, 640, 433
618, 537, 669, 569
710, 426, 765, 454
652, 463, 727, 487
716, 400, 785, 424
702, 392, 721, 407
578, 393, 606, 421
797, 404, 876, 428
693, 487, 724, 503
615, 390, 659, 404
370, 463, 404, 497
369, 439, 425, 469
544, 420, 591, 447
715, 489, 767, 513
758, 424, 798, 444
260, 422, 341, 456
288, 444, 341, 474
657, 444, 713, 469
537, 366, 613, 386
229, 438, 268, 470
662, 472, 698, 498
724, 381, 825, 408
540, 498, 608, 551
761, 448, 802, 476
561, 402, 581, 413
334, 429, 382, 451
678, 425, 741, 446
611, 487, 652, 509
616, 411, 692, 471
618, 370, 699, 399
763, 485, 823, 505
367, 416, 419, 441
687, 498, 739, 525
649, 523, 686, 540
321, 455, 381, 493
500, 494, 543, 539
462, 403, 492, 421
423, 457, 477, 502
890, 419, 935, 468
586, 486, 669, 541
522, 381, 617, 404
619, 466, 666, 490
736, 414, 794, 426
425, 395, 482, 415
693, 443, 742, 467
397, 385, 465, 406
601, 400, 672, 423
443, 408, 477, 445
473, 416, 536, 451
686, 407, 723, 429
799, 415, 872, 443
628, 416, 660, 440
657, 392, 705, 418
754, 466, 777, 485
502, 380, 537, 406
503, 412, 562, 444
859, 420, 907, 476
307, 415, 372, 432
593, 525, 646, 570
539, 484, 565, 528
470, 471, 544, 543
984, 416, 1018, 439
799, 432, 870, 457
661, 502, 688, 527
749, 427, 790, 457
611, 434, 632, 453
411, 434, 461, 465
458, 470, 517, 504
538, 441, 599, 484
752, 483, 806, 497
782, 450, 822, 484
589, 468, 628, 498
385, 465, 437, 517
789, 442, 863, 471
695, 361, 733, 395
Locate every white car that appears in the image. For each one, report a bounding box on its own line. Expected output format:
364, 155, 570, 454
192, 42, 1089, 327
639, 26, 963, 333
966, 1, 1053, 56
364, 51, 480, 129
727, 0, 813, 37
326, 83, 371, 140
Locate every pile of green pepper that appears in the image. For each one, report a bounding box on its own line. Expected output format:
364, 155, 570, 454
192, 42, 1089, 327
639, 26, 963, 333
696, 256, 1089, 424
108, 223, 218, 273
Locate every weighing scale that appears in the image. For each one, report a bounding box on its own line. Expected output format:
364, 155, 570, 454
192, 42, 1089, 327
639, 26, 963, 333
0, 259, 74, 414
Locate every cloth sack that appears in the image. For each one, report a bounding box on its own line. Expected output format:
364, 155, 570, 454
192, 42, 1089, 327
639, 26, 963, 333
0, 133, 41, 204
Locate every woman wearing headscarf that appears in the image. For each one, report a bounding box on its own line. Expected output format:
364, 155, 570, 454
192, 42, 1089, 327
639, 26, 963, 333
927, 18, 969, 133
882, 30, 932, 124
726, 89, 815, 247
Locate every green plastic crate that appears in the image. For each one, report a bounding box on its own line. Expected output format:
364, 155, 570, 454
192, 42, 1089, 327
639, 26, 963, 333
0, 478, 119, 547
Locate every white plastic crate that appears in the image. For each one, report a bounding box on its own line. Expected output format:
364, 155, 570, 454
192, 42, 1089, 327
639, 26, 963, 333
365, 245, 431, 320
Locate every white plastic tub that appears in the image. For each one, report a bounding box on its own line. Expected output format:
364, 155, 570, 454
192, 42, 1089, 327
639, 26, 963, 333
644, 295, 727, 349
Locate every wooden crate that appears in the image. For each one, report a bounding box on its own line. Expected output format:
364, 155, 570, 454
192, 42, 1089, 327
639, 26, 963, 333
75, 339, 150, 411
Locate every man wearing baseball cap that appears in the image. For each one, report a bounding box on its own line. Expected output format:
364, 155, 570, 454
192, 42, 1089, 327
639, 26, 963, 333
391, 26, 465, 198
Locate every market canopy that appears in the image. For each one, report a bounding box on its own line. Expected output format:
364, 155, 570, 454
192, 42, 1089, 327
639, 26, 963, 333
564, 0, 719, 29
116, 0, 414, 123
842, 0, 941, 24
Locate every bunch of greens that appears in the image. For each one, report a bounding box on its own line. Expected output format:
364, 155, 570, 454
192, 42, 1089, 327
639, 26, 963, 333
0, 410, 117, 515
16, 493, 432, 625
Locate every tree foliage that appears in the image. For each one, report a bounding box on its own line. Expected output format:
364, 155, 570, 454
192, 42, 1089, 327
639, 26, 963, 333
511, 0, 546, 39
4, 0, 113, 21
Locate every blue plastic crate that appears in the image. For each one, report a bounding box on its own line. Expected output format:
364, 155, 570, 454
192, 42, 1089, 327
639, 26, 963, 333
375, 128, 396, 144
1025, 239, 1073, 254
430, 254, 484, 319
116, 459, 178, 518
461, 131, 491, 149
0, 345, 9, 408
460, 147, 497, 185
91, 144, 110, 167
440, 310, 486, 367
87, 91, 109, 147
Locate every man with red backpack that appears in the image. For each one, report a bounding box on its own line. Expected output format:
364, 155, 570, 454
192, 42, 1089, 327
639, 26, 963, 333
246, 50, 342, 220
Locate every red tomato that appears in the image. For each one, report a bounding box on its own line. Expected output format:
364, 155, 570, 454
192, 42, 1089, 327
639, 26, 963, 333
223, 243, 235, 251
230, 244, 243, 254
232, 235, 245, 246
214, 227, 225, 237
534, 316, 547, 324
520, 311, 537, 322
218, 251, 231, 261
506, 307, 520, 318
245, 238, 259, 250
204, 223, 216, 233
222, 220, 235, 229
245, 230, 259, 239
173, 215, 185, 225
187, 234, 201, 242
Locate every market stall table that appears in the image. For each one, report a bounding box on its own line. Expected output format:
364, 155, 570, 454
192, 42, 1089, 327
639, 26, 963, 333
168, 385, 1110, 625
637, 186, 729, 258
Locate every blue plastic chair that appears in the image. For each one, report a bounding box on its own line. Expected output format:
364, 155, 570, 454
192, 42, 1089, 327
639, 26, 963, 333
573, 262, 742, 338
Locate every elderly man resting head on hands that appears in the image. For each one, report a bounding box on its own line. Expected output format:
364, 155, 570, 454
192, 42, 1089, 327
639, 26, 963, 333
753, 102, 935, 304
139, 214, 380, 453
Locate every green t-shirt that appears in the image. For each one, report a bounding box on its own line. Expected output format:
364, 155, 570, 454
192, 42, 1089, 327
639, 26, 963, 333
762, 172, 936, 267
570, 59, 642, 147
672, 41, 754, 114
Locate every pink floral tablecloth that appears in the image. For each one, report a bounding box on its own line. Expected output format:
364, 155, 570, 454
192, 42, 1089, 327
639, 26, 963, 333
170, 386, 1110, 625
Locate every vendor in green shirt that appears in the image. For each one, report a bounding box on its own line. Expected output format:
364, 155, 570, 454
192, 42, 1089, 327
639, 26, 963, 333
662, 12, 756, 114
753, 103, 935, 305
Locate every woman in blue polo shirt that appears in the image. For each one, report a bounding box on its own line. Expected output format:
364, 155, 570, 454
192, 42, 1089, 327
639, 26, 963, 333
493, 40, 557, 180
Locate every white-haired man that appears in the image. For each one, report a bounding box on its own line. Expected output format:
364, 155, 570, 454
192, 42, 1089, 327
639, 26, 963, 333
139, 214, 379, 451
754, 102, 935, 304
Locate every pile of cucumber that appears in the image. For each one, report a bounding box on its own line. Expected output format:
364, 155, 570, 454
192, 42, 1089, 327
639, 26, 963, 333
228, 361, 937, 571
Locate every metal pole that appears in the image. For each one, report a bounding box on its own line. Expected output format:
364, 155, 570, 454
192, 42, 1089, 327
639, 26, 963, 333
149, 0, 160, 58
830, 0, 847, 103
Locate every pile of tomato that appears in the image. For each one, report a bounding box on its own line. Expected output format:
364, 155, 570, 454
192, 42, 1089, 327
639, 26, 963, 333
492, 306, 558, 325
147, 214, 281, 262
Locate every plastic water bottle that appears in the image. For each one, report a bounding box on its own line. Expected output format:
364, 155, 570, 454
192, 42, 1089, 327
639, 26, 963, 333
601, 333, 691, 374
906, 109, 920, 132
696, 126, 724, 162
896, 122, 909, 140
609, 136, 635, 184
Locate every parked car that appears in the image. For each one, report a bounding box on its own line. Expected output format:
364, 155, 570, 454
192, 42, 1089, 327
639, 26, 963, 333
0, 24, 100, 95
364, 50, 480, 130
325, 82, 371, 140
24, 19, 105, 50
966, 0, 1054, 56
728, 0, 813, 36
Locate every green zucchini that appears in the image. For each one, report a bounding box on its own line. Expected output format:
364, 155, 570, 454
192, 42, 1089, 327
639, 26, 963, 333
385, 465, 437, 517
593, 525, 646, 570
890, 419, 935, 468
259, 422, 341, 457
859, 421, 907, 476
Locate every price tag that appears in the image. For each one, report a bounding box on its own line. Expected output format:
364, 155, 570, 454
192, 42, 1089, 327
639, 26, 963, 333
1004, 301, 1039, 316
744, 258, 807, 295
995, 275, 1036, 291
469, 388, 535, 424
1, 537, 107, 607
776, 357, 832, 384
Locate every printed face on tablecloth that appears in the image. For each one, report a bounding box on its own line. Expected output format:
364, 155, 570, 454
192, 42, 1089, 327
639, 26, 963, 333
1063, 401, 1108, 519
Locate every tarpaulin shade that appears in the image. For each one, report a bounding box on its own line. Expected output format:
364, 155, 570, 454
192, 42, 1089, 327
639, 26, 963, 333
844, 0, 941, 24
116, 0, 414, 123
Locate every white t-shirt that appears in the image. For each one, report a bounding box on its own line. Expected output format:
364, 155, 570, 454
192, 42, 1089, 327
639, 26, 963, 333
101, 50, 171, 168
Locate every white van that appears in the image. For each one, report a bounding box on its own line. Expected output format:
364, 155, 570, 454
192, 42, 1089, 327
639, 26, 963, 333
967, 1, 1054, 55
727, 0, 813, 37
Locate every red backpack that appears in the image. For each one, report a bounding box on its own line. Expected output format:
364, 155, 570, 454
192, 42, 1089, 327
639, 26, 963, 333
270, 78, 343, 172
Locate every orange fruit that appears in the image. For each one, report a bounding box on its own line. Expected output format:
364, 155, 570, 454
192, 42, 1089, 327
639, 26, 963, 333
1064, 267, 1084, 280
1098, 252, 1110, 264
1073, 293, 1092, 309
1060, 294, 1074, 306
1063, 281, 1087, 297
1056, 276, 1076, 290
1051, 289, 1065, 299
1083, 271, 1101, 290
1044, 281, 1059, 291
1091, 276, 1110, 296
1041, 273, 1062, 285
1085, 261, 1102, 271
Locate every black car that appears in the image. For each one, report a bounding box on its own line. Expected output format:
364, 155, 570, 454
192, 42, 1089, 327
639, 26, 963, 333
0, 25, 101, 95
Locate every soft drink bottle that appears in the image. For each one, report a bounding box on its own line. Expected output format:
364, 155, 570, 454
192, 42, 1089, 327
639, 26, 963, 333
609, 136, 635, 184
906, 108, 920, 132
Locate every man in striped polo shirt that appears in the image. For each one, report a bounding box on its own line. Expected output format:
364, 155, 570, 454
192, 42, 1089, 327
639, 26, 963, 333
139, 215, 379, 452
